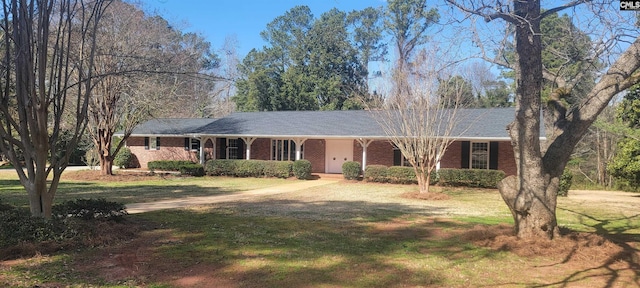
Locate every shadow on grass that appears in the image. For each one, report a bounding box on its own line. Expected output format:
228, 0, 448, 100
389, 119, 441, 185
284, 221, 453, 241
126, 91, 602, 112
5, 194, 640, 287
135, 200, 481, 287
534, 208, 640, 288
0, 181, 247, 207
3, 199, 500, 287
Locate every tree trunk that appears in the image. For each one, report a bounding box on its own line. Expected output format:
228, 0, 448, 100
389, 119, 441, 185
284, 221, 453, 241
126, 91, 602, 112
25, 165, 56, 219
498, 0, 560, 239
100, 153, 114, 175
414, 165, 431, 194
498, 175, 560, 239
98, 131, 114, 175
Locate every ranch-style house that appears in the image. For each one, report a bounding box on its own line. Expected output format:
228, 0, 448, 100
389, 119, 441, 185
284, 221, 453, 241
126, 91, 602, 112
121, 108, 525, 176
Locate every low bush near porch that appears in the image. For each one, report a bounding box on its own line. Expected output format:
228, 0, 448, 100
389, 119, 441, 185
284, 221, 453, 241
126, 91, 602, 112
205, 159, 292, 178
342, 161, 361, 180
363, 165, 418, 184
147, 160, 205, 176
438, 168, 505, 188
365, 166, 505, 188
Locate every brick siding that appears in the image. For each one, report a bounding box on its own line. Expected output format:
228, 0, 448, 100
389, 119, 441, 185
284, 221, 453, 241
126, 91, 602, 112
353, 140, 395, 167
251, 138, 271, 160
127, 136, 198, 169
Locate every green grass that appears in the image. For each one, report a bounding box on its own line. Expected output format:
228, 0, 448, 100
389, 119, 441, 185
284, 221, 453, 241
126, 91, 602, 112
135, 210, 514, 287
0, 170, 290, 208
1, 171, 639, 287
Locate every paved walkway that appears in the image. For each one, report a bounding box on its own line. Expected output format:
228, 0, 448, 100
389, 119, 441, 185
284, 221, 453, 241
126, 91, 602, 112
125, 179, 339, 214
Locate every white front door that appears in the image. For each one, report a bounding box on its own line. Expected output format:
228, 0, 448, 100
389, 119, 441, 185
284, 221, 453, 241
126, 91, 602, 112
325, 139, 353, 174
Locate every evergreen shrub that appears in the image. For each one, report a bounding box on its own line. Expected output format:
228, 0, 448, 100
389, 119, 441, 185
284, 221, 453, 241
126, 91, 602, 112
364, 165, 388, 182
342, 161, 361, 180
386, 166, 417, 184
438, 168, 505, 188
264, 161, 293, 178
113, 147, 133, 168
293, 159, 312, 180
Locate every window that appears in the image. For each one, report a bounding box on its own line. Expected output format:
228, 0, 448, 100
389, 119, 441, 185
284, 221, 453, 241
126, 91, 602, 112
217, 138, 244, 159
392, 146, 412, 167
461, 141, 498, 170
271, 140, 302, 161
145, 137, 160, 150
184, 138, 201, 151
471, 142, 489, 169
191, 138, 200, 151
227, 138, 240, 159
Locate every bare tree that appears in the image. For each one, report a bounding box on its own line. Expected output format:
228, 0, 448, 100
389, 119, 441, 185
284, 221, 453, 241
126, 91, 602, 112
374, 48, 468, 194
447, 0, 640, 239
204, 35, 240, 118
87, 0, 220, 175
0, 0, 111, 218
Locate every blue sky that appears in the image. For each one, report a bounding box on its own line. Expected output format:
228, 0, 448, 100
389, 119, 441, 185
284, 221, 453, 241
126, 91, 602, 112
141, 0, 387, 58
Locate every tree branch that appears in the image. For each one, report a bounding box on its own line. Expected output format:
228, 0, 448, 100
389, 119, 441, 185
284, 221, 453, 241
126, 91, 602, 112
540, 0, 592, 19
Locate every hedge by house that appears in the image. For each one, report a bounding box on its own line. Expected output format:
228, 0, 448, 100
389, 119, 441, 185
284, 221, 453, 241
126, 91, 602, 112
147, 160, 204, 176
342, 161, 361, 180
364, 166, 504, 188
293, 159, 312, 180
264, 161, 293, 178
364, 165, 388, 182
205, 159, 292, 179
364, 165, 418, 184
438, 168, 505, 188
148, 160, 195, 171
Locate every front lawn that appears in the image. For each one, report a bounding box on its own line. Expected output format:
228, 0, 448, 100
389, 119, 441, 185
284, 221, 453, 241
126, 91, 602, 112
1, 170, 638, 287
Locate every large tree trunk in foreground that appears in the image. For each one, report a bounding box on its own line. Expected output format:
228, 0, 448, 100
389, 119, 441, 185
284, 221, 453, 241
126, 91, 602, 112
498, 1, 640, 239
446, 0, 640, 240
498, 0, 561, 239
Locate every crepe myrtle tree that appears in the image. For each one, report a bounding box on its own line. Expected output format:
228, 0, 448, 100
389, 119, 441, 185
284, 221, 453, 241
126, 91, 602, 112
374, 48, 470, 194
0, 0, 111, 218
447, 0, 640, 239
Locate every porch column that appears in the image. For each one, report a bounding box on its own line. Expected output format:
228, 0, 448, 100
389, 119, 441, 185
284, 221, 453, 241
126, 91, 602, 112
241, 137, 257, 160
292, 138, 308, 160
356, 138, 374, 172
199, 137, 206, 165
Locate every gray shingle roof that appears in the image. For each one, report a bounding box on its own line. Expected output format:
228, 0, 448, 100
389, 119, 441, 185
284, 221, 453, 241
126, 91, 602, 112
128, 118, 218, 136
130, 108, 526, 140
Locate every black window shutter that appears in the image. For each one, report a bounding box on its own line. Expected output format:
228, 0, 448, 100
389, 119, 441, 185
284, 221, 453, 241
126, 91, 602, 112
393, 149, 402, 166
184, 138, 190, 150
238, 139, 246, 159
218, 138, 227, 159
461, 141, 470, 169
489, 142, 499, 170
156, 137, 160, 150
144, 137, 149, 150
